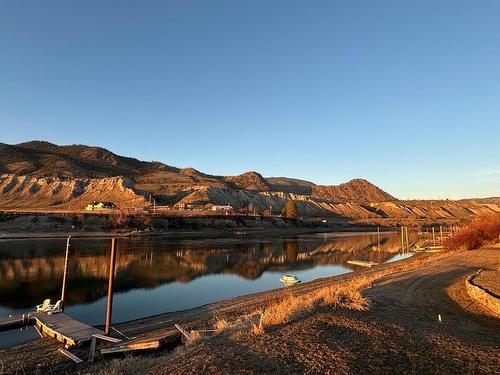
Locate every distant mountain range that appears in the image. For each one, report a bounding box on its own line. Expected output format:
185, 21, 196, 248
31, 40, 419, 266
0, 140, 394, 201
0, 141, 498, 221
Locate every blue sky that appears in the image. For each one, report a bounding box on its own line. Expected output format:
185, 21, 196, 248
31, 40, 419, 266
1, 1, 499, 199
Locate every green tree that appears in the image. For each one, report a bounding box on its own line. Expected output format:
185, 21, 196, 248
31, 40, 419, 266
285, 199, 298, 219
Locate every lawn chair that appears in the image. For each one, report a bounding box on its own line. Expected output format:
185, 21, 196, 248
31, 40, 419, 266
36, 299, 51, 312
46, 300, 62, 315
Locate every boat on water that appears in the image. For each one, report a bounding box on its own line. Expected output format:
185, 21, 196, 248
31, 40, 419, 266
347, 260, 378, 268
280, 274, 301, 285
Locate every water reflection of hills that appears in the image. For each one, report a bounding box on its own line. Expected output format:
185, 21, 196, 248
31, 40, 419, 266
0, 234, 407, 309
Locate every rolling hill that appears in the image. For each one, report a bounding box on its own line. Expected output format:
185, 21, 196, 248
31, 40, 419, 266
1, 141, 498, 221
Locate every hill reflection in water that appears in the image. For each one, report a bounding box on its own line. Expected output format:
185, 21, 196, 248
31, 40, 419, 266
0, 232, 412, 325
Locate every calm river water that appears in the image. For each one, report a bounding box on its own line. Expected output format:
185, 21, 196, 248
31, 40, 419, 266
0, 232, 413, 348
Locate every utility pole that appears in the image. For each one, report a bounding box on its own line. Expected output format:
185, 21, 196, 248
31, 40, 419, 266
105, 238, 117, 335
60, 236, 71, 312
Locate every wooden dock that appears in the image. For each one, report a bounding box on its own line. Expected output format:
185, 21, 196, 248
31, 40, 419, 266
34, 313, 103, 348
347, 260, 378, 268
0, 312, 35, 331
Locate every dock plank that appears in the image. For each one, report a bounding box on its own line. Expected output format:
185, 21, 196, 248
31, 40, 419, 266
0, 312, 35, 331
101, 329, 180, 355
35, 313, 103, 347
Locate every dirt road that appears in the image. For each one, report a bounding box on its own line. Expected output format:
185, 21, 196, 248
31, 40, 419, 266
151, 248, 500, 374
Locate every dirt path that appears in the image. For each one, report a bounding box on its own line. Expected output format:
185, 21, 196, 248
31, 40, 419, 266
1, 249, 499, 374
150, 248, 500, 375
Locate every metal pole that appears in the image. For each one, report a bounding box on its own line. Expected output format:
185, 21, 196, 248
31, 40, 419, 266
105, 238, 117, 335
60, 236, 71, 312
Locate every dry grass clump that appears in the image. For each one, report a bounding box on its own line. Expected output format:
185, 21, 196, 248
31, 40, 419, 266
212, 255, 436, 337
92, 354, 161, 375
186, 330, 203, 345
256, 274, 376, 332
260, 292, 316, 327
214, 318, 230, 333
444, 214, 500, 250
314, 285, 370, 311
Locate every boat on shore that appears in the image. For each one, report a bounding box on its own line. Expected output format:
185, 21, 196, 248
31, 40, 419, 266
347, 260, 378, 268
280, 274, 301, 285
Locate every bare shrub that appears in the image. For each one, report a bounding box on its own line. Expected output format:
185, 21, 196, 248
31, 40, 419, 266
445, 214, 500, 250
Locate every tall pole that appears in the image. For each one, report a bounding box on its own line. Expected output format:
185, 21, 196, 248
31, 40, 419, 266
401, 226, 404, 252
377, 226, 381, 251
105, 238, 117, 335
405, 226, 409, 252
60, 236, 71, 312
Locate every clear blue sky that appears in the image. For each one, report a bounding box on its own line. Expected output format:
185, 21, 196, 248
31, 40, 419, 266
1, 1, 499, 199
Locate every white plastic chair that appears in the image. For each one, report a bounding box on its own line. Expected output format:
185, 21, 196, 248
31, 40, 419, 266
36, 299, 51, 312
46, 300, 62, 315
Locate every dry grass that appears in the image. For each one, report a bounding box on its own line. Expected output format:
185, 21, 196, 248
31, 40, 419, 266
258, 275, 374, 331
210, 272, 381, 338
186, 330, 203, 345
214, 318, 230, 333
91, 354, 162, 375
211, 254, 441, 337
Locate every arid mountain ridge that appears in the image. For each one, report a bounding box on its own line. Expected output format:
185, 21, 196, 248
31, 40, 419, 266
1, 141, 499, 221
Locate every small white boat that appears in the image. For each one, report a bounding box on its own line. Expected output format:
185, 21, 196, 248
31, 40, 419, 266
280, 274, 301, 285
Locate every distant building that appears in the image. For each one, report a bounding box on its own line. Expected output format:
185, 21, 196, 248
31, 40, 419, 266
85, 201, 116, 211
211, 205, 234, 212
175, 203, 206, 211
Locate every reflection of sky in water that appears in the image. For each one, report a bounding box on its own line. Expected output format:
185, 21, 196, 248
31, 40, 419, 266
0, 232, 416, 348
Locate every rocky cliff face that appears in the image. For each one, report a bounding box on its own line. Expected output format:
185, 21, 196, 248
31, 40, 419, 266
1, 141, 499, 222
312, 179, 395, 203
0, 174, 147, 209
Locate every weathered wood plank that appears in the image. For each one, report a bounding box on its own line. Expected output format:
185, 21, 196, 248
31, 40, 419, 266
100, 330, 180, 355
92, 333, 122, 343
58, 348, 83, 363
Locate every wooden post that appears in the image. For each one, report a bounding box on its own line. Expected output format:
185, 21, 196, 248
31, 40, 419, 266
377, 226, 380, 251
60, 236, 71, 312
105, 238, 117, 335
88, 336, 97, 362
440, 225, 443, 245
401, 226, 404, 252
405, 226, 409, 252
432, 227, 436, 247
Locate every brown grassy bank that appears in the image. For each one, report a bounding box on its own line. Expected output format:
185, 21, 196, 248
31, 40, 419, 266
444, 214, 500, 250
